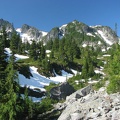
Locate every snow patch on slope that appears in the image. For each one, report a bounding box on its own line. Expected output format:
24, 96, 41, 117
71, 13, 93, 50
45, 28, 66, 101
5, 48, 29, 61
86, 33, 95, 37
50, 70, 73, 83
19, 66, 52, 91
15, 54, 29, 61
90, 25, 102, 28
19, 66, 74, 91
59, 24, 67, 30
97, 30, 113, 45
16, 28, 21, 33
41, 31, 47, 36
82, 43, 87, 47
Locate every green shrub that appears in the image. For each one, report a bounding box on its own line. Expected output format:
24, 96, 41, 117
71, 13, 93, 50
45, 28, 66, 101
36, 97, 57, 114
45, 82, 58, 92
107, 75, 120, 94
93, 80, 105, 90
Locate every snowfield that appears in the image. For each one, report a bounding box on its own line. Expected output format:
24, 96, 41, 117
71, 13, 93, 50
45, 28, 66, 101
86, 33, 95, 37
19, 66, 74, 91
59, 24, 67, 30
5, 48, 77, 101
19, 66, 52, 91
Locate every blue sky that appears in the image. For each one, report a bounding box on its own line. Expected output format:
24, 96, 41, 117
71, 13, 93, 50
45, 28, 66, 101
0, 0, 120, 36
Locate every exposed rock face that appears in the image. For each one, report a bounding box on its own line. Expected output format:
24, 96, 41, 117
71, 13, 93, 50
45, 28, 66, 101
21, 24, 45, 40
94, 26, 119, 45
50, 82, 75, 100
66, 84, 92, 100
44, 27, 63, 42
46, 27, 59, 40
0, 19, 14, 31
57, 87, 120, 120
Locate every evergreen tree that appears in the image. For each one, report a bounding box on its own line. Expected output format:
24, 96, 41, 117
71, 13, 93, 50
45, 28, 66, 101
40, 44, 46, 61
0, 29, 8, 97
10, 31, 22, 54
36, 41, 42, 59
50, 49, 54, 59
81, 46, 95, 78
21, 40, 30, 54
81, 57, 89, 78
0, 53, 19, 120
46, 39, 53, 50
1, 26, 10, 48
106, 44, 120, 93
23, 87, 33, 119
25, 41, 30, 51
29, 40, 37, 60
52, 38, 59, 52
72, 40, 81, 59
59, 39, 68, 66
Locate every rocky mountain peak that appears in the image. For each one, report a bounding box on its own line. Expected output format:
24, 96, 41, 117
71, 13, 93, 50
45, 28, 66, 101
16, 24, 48, 43
44, 20, 118, 46
21, 24, 31, 33
0, 18, 14, 32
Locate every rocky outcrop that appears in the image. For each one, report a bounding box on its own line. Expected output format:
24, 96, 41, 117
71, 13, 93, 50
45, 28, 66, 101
57, 87, 120, 120
66, 84, 92, 100
50, 82, 75, 100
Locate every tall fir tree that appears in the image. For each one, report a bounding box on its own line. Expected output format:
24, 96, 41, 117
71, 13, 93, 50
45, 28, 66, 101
52, 38, 59, 52
0, 28, 8, 98
10, 31, 22, 54
40, 44, 46, 61
0, 52, 19, 120
29, 40, 37, 60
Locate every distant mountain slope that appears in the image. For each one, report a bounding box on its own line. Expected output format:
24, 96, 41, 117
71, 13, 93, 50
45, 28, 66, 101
44, 20, 118, 46
16, 24, 47, 43
0, 18, 14, 38
0, 18, 14, 31
91, 25, 118, 45
0, 18, 119, 46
